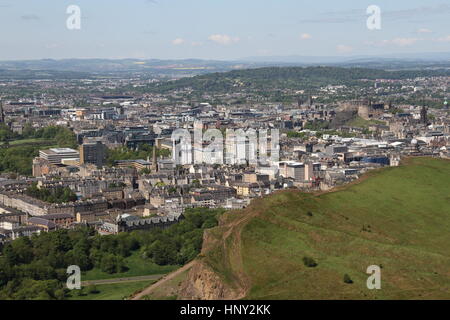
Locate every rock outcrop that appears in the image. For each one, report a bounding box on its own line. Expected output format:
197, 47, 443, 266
178, 260, 244, 300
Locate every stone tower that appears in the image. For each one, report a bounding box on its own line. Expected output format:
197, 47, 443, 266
420, 106, 428, 124
0, 100, 4, 123
151, 146, 158, 172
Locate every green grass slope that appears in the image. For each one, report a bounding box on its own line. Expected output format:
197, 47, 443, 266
201, 157, 450, 300
346, 116, 386, 128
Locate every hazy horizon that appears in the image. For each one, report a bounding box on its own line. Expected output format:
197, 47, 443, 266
0, 51, 450, 63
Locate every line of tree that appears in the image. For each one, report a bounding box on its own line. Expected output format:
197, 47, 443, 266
21, 125, 78, 149
1, 124, 77, 148
0, 124, 20, 142
0, 208, 223, 300
25, 183, 78, 204
0, 125, 78, 176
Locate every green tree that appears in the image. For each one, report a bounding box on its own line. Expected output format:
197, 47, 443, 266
302, 256, 318, 268
100, 254, 127, 274
343, 274, 353, 284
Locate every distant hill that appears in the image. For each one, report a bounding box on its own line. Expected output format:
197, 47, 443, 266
146, 66, 450, 94
243, 52, 450, 69
0, 59, 265, 78
0, 69, 93, 80
0, 59, 237, 80
0, 56, 449, 79
178, 157, 450, 300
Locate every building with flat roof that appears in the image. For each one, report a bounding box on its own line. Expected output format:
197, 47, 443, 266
39, 148, 80, 165
115, 159, 151, 171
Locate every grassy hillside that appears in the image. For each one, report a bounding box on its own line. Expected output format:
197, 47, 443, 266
346, 116, 386, 129
196, 157, 450, 300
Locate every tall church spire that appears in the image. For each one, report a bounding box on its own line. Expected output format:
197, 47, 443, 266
0, 99, 4, 123
420, 106, 428, 125
152, 146, 158, 172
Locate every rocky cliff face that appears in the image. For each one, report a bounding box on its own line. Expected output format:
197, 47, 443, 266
178, 260, 244, 300
177, 212, 250, 300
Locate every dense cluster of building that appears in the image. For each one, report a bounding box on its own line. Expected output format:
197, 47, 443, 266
0, 75, 449, 243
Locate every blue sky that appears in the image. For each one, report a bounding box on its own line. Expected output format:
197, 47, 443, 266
0, 0, 449, 60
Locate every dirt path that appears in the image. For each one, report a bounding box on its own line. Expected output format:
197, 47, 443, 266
130, 261, 195, 300
81, 274, 165, 286
131, 207, 262, 300
215, 207, 263, 300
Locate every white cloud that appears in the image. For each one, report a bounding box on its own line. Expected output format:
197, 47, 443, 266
300, 33, 312, 40
389, 38, 419, 46
436, 35, 450, 42
367, 38, 421, 47
417, 28, 432, 34
45, 43, 60, 49
172, 38, 185, 45
336, 44, 353, 53
191, 41, 203, 47
208, 34, 240, 45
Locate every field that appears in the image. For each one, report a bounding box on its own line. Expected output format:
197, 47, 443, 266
346, 116, 386, 128
82, 251, 179, 281
198, 157, 450, 300
70, 252, 178, 300
68, 280, 156, 300
0, 138, 57, 146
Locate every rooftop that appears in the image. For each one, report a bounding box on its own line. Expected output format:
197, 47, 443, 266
49, 148, 79, 154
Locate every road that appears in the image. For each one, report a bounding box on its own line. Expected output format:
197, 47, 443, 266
81, 274, 165, 286
131, 261, 195, 300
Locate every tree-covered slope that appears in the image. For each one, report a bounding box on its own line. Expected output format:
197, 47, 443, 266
147, 66, 450, 93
